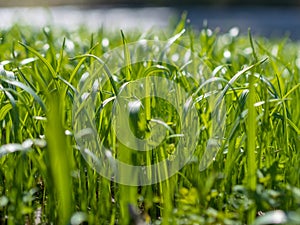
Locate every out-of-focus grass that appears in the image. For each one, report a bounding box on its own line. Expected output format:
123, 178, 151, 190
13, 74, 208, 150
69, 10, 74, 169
0, 19, 299, 225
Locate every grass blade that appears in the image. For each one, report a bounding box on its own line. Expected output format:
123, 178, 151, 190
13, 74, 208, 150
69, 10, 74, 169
46, 91, 73, 224
19, 42, 57, 79
121, 30, 132, 81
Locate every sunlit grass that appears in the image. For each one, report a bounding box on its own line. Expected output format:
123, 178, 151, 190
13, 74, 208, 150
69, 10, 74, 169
0, 18, 299, 225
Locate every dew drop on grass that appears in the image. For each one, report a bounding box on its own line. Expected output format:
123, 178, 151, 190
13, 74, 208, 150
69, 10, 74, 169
70, 212, 88, 225
105, 150, 112, 158
223, 50, 231, 59
0, 196, 8, 207
65, 130, 72, 136
244, 47, 253, 55
206, 29, 213, 37
101, 38, 109, 48
65, 39, 75, 51
43, 26, 51, 34
43, 44, 50, 51
253, 210, 287, 225
229, 27, 239, 37
282, 68, 291, 79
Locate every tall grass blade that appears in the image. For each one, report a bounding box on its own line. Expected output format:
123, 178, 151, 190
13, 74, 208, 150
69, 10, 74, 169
46, 91, 73, 224
121, 30, 132, 81
247, 30, 258, 224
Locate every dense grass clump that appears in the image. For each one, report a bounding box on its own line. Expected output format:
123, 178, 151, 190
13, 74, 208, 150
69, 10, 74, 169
0, 18, 299, 225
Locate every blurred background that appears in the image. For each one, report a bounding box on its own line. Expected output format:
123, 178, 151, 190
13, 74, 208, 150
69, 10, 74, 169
1, 0, 300, 7
0, 0, 300, 39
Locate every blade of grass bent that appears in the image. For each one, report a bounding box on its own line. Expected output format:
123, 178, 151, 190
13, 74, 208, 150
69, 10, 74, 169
68, 43, 99, 85
2, 78, 46, 112
71, 54, 118, 95
19, 42, 57, 79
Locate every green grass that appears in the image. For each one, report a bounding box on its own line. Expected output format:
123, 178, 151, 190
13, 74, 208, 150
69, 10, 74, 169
0, 17, 300, 225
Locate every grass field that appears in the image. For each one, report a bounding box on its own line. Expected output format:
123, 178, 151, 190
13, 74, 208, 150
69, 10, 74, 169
0, 15, 300, 225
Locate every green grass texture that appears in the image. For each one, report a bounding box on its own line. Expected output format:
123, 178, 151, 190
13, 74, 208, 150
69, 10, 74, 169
0, 16, 299, 225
